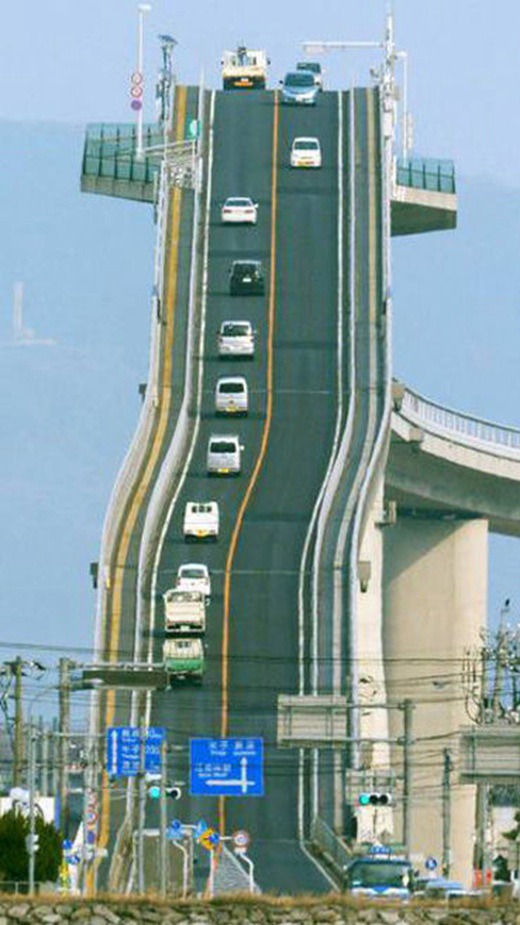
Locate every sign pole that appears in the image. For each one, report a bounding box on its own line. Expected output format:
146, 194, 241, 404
208, 847, 215, 898
159, 740, 167, 897
137, 728, 147, 894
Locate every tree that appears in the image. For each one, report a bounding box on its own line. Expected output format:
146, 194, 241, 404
0, 810, 62, 885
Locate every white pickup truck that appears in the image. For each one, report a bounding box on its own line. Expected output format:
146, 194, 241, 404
183, 501, 219, 541
221, 46, 269, 90
163, 589, 206, 634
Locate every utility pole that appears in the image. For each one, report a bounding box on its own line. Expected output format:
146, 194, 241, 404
401, 699, 413, 857
28, 722, 37, 894
442, 748, 452, 877
160, 739, 167, 897
58, 657, 71, 835
13, 656, 24, 787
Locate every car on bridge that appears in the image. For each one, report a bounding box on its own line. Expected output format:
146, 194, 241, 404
296, 60, 323, 90
280, 70, 319, 105
221, 196, 258, 225
163, 588, 206, 635
176, 563, 211, 599
229, 260, 265, 295
290, 137, 322, 168
163, 637, 205, 684
218, 320, 256, 359
207, 435, 244, 476
215, 376, 249, 415
183, 502, 219, 541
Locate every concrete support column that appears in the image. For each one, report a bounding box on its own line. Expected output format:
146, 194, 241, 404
383, 516, 488, 885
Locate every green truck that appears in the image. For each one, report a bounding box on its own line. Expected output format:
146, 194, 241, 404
163, 638, 205, 684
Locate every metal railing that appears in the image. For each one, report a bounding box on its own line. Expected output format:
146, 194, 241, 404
310, 815, 351, 879
82, 123, 162, 185
395, 157, 456, 194
399, 384, 520, 457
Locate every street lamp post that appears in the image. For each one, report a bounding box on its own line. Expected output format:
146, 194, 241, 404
135, 3, 152, 161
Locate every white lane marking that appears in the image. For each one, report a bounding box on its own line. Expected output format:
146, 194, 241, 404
144, 89, 216, 728
296, 90, 345, 841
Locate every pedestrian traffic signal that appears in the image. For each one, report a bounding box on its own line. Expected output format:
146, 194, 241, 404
358, 792, 392, 807
25, 833, 40, 853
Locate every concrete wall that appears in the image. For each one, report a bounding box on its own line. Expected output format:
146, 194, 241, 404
383, 516, 488, 884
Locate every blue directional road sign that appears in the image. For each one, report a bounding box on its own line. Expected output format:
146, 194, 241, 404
190, 738, 264, 797
106, 726, 166, 777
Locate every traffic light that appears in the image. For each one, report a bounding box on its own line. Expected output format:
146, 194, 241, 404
147, 777, 182, 800
358, 792, 392, 807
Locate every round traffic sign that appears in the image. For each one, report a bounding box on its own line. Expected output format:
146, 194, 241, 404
131, 100, 143, 111
131, 85, 143, 99
425, 856, 438, 871
131, 71, 144, 85
232, 829, 250, 851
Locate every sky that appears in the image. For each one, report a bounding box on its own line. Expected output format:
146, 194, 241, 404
1, 1, 519, 716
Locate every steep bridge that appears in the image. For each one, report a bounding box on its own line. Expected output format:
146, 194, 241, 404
81, 77, 517, 892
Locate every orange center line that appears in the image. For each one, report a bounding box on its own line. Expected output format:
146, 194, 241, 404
219, 92, 280, 834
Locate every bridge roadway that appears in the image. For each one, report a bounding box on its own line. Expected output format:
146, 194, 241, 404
149, 89, 344, 893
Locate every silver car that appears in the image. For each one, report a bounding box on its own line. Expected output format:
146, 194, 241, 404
218, 320, 255, 359
215, 377, 248, 415
207, 434, 243, 476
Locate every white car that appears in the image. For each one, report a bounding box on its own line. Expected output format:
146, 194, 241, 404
176, 563, 211, 599
215, 377, 248, 415
290, 137, 322, 168
207, 434, 243, 476
183, 502, 219, 541
218, 320, 255, 359
221, 197, 258, 224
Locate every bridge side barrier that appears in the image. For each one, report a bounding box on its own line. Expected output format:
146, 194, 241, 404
398, 384, 520, 457
395, 157, 455, 194
310, 815, 351, 882
90, 159, 170, 736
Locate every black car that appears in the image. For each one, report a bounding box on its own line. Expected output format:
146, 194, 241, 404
229, 260, 265, 296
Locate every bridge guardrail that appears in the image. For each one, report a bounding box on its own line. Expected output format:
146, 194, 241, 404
395, 157, 456, 195
310, 815, 351, 880
399, 384, 520, 457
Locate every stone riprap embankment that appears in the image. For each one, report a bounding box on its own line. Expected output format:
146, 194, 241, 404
0, 898, 520, 925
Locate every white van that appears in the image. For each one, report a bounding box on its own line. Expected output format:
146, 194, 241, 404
207, 435, 243, 476
215, 377, 249, 415
183, 502, 219, 541
218, 320, 255, 359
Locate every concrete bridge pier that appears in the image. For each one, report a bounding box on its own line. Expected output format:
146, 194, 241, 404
383, 516, 488, 884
